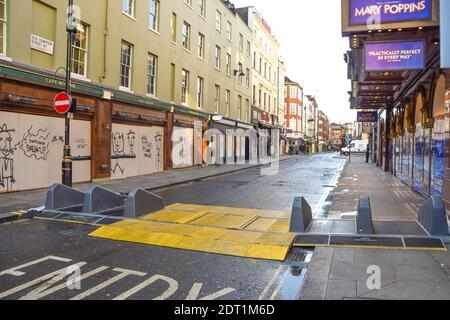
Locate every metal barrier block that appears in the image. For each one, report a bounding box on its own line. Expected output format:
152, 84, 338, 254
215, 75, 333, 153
356, 196, 374, 235
289, 197, 312, 233
125, 188, 165, 218
44, 183, 84, 211
418, 197, 450, 237
82, 185, 124, 215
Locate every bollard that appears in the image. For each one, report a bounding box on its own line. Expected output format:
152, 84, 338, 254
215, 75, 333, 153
418, 197, 450, 237
44, 183, 84, 211
82, 185, 124, 215
125, 188, 165, 218
356, 196, 374, 235
289, 197, 312, 233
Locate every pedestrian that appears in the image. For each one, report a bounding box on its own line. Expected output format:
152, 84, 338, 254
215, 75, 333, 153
366, 144, 370, 163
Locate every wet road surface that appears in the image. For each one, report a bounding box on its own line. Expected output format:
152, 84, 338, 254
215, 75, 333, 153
0, 153, 345, 300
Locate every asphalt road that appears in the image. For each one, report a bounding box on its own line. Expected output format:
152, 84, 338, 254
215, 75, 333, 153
0, 153, 345, 300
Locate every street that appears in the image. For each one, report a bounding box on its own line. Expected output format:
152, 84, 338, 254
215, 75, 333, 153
0, 154, 345, 301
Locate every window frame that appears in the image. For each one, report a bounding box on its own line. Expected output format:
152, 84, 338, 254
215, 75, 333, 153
182, 21, 191, 51
196, 76, 204, 109
199, 0, 206, 18
71, 23, 89, 78
122, 0, 136, 19
198, 33, 205, 59
225, 53, 231, 76
215, 10, 222, 32
226, 21, 232, 41
147, 53, 158, 97
171, 13, 177, 43
149, 0, 160, 32
214, 84, 220, 114
225, 89, 231, 117
120, 41, 133, 90
181, 69, 190, 105
0, 0, 6, 56
215, 45, 222, 70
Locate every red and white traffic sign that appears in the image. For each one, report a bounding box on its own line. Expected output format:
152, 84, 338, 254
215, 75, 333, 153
53, 92, 72, 114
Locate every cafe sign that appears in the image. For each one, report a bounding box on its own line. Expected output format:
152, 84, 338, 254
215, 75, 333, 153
365, 40, 425, 71
349, 0, 432, 25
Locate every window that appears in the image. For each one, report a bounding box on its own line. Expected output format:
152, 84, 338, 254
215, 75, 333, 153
290, 88, 296, 98
258, 89, 262, 106
253, 52, 256, 69
246, 41, 251, 57
268, 67, 271, 82
185, 0, 192, 6
0, 0, 5, 55
225, 90, 231, 116
182, 21, 191, 50
238, 63, 243, 85
252, 86, 256, 104
239, 34, 243, 51
290, 104, 297, 115
245, 99, 250, 122
149, 0, 160, 31
246, 68, 250, 87
215, 46, 221, 69
237, 95, 242, 120
171, 13, 177, 42
199, 0, 206, 17
197, 77, 204, 109
226, 21, 232, 40
259, 58, 262, 74
120, 41, 133, 89
225, 53, 231, 75
122, 0, 135, 18
215, 10, 222, 31
147, 53, 157, 96
264, 62, 267, 78
198, 33, 205, 59
181, 69, 189, 104
214, 85, 220, 113
263, 93, 267, 108
71, 23, 88, 77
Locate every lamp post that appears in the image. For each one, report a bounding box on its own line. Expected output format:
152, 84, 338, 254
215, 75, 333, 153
62, 0, 75, 187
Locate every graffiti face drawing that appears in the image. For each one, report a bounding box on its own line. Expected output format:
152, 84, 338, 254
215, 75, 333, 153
141, 135, 153, 159
0, 124, 14, 157
112, 133, 125, 155
154, 132, 163, 171
0, 124, 16, 191
127, 130, 136, 155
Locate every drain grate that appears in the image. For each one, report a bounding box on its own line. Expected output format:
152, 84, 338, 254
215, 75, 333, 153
285, 248, 313, 264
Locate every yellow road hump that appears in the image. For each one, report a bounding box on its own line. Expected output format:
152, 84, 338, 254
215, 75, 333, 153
89, 203, 296, 261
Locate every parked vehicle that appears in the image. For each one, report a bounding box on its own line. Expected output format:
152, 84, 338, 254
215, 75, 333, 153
341, 140, 368, 156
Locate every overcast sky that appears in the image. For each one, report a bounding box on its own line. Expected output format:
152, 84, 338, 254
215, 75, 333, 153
233, 0, 357, 124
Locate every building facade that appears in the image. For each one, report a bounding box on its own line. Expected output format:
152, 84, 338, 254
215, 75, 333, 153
284, 77, 304, 140
317, 110, 330, 151
342, 0, 450, 215
304, 95, 319, 153
0, 0, 257, 193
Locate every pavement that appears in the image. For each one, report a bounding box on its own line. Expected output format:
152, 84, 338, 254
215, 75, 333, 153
0, 153, 343, 300
300, 154, 450, 300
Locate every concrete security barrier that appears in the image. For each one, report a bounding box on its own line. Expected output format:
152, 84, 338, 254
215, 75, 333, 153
289, 197, 312, 233
356, 196, 374, 235
124, 188, 164, 218
44, 183, 84, 211
82, 185, 125, 215
418, 197, 450, 237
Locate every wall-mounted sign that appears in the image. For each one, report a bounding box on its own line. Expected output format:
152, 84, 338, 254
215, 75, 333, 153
349, 0, 432, 25
365, 41, 425, 71
31, 34, 54, 55
357, 111, 378, 122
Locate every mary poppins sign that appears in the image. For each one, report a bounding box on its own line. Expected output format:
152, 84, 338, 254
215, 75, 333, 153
349, 0, 432, 25
365, 41, 425, 71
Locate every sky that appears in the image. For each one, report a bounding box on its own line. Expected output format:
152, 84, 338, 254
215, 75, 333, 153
233, 0, 357, 124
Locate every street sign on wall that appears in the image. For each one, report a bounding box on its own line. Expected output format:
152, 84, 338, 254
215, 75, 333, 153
349, 0, 432, 25
53, 92, 72, 115
357, 111, 378, 123
365, 41, 425, 71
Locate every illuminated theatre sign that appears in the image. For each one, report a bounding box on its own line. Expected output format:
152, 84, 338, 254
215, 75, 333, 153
365, 40, 425, 71
349, 0, 432, 25
342, 0, 438, 34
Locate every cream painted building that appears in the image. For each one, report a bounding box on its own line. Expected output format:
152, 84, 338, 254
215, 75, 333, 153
3, 0, 253, 122
236, 6, 283, 127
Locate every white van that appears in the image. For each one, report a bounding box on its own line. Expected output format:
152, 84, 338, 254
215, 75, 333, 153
341, 140, 368, 156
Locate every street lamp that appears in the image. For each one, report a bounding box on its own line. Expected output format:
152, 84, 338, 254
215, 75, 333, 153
62, 0, 76, 187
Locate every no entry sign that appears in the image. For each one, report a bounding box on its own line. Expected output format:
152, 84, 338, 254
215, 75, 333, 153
53, 92, 72, 114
